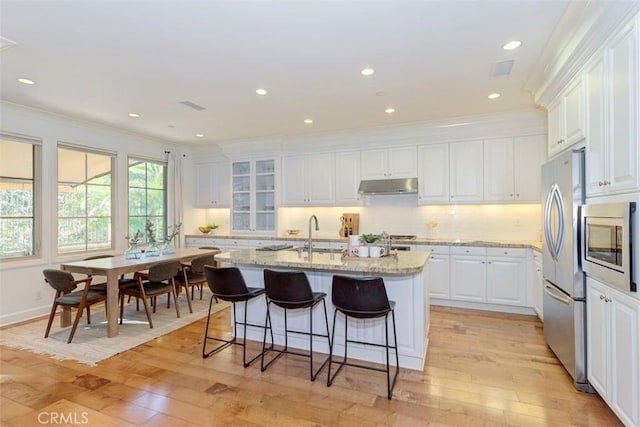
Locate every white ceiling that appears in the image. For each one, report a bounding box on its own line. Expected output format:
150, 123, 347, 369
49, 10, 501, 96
0, 1, 570, 146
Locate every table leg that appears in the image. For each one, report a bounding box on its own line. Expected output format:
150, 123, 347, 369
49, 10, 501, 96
106, 271, 120, 337
60, 298, 71, 327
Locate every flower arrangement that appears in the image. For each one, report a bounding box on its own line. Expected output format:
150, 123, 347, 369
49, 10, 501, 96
165, 222, 182, 243
126, 230, 143, 245
145, 219, 157, 244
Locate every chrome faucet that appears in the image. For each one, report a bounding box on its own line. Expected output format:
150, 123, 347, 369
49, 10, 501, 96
308, 215, 319, 259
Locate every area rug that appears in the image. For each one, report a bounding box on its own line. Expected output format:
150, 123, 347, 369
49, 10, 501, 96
0, 291, 229, 366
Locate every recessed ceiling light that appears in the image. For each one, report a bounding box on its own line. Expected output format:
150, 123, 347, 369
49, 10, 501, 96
195, 133, 204, 137
128, 112, 140, 118
503, 40, 522, 50
17, 78, 35, 85
360, 68, 375, 76
488, 93, 501, 99
303, 119, 313, 124
385, 107, 395, 114
256, 88, 268, 96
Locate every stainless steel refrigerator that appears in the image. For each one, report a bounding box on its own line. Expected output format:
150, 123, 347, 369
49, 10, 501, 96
541, 148, 592, 392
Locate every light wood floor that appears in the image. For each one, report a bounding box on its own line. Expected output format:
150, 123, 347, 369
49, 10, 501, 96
0, 305, 621, 426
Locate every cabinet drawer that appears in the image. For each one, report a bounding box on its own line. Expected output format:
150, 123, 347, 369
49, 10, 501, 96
418, 245, 450, 255
486, 247, 527, 258
450, 246, 486, 256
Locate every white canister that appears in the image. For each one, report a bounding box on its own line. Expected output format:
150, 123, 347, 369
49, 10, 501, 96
354, 246, 369, 257
348, 235, 360, 257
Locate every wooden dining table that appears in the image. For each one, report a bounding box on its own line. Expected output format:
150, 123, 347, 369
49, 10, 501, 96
60, 247, 219, 337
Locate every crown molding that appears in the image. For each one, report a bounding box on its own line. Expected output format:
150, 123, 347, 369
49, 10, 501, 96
527, 1, 640, 107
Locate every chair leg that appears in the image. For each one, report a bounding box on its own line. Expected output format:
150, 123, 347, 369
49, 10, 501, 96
67, 303, 85, 344
203, 297, 236, 357
171, 281, 181, 318
44, 300, 59, 338
119, 292, 125, 325
327, 311, 348, 387
184, 283, 193, 313
86, 305, 91, 324
140, 293, 154, 328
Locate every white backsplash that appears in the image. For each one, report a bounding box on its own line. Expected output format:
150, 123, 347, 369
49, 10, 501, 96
276, 195, 542, 242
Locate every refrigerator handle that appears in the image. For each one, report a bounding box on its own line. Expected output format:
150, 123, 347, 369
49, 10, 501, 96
543, 185, 557, 261
554, 185, 566, 259
544, 283, 572, 305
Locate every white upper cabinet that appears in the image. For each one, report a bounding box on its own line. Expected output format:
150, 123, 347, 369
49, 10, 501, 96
194, 162, 230, 208
586, 19, 640, 197
418, 143, 449, 204
361, 146, 417, 180
449, 140, 483, 202
548, 76, 586, 158
282, 153, 334, 206
335, 151, 361, 205
483, 137, 514, 201
514, 135, 546, 202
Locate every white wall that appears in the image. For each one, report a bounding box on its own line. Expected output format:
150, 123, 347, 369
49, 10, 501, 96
0, 103, 181, 325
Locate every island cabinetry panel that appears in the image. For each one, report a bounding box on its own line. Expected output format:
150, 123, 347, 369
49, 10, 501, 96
449, 140, 483, 202
361, 146, 417, 180
229, 260, 429, 371
194, 162, 230, 208
587, 276, 640, 427
282, 153, 334, 205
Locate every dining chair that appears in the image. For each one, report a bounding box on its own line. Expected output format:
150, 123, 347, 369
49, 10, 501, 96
43, 269, 107, 343
175, 253, 216, 313
83, 254, 137, 293
119, 260, 181, 328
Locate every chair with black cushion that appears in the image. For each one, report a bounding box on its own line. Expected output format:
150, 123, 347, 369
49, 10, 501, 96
43, 269, 107, 343
175, 253, 216, 313
327, 275, 399, 399
203, 266, 273, 367
261, 269, 331, 381
119, 260, 181, 328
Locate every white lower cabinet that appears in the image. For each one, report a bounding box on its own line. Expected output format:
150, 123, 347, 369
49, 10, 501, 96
450, 247, 487, 303
420, 245, 450, 299
587, 277, 640, 427
486, 248, 527, 306
533, 251, 543, 320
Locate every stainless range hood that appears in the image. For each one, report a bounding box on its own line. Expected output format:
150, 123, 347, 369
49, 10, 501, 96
358, 177, 418, 195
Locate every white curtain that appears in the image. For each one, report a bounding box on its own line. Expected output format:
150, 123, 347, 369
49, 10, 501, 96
167, 151, 184, 248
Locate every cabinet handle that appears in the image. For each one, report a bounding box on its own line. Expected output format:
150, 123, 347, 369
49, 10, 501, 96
557, 140, 562, 145
604, 180, 611, 185
487, 261, 491, 264
598, 181, 604, 186
482, 261, 486, 264
516, 193, 520, 197
600, 294, 606, 300
510, 193, 513, 197
605, 297, 611, 303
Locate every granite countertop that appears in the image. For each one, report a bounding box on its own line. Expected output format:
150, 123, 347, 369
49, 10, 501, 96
214, 248, 430, 275
186, 233, 542, 251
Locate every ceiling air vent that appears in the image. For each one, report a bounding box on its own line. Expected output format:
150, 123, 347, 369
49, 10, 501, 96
492, 60, 514, 78
179, 100, 207, 111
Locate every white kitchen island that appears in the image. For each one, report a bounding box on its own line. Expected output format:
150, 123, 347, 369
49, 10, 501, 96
215, 249, 431, 370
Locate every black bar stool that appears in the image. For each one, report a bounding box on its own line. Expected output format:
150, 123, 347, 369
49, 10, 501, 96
261, 269, 331, 381
327, 275, 399, 399
203, 266, 273, 367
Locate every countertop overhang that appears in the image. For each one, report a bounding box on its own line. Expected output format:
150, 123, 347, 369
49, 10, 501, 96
215, 248, 430, 275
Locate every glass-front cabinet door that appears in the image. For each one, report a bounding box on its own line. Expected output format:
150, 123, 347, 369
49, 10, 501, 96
232, 159, 276, 233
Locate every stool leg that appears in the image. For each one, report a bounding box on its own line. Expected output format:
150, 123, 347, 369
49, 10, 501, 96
309, 304, 314, 381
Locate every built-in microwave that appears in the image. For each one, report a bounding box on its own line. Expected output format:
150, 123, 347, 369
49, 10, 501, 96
582, 202, 636, 293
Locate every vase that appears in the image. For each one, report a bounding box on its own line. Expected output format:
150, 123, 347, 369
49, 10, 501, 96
161, 240, 175, 255
145, 242, 160, 257
125, 243, 142, 259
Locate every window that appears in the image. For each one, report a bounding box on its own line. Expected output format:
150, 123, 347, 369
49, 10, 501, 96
0, 136, 40, 259
57, 146, 114, 254
128, 158, 167, 243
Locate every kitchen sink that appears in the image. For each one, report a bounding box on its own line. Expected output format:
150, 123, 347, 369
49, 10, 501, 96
287, 246, 343, 254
